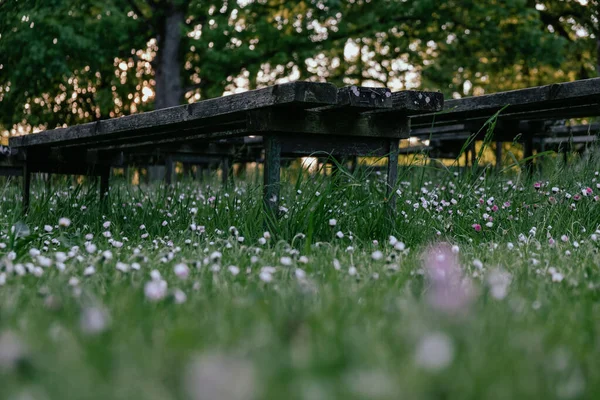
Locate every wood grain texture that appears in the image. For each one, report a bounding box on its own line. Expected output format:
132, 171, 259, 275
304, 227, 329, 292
10, 81, 339, 148
412, 78, 600, 127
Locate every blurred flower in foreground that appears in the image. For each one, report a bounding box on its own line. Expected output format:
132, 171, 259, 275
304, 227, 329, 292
185, 352, 258, 400
80, 306, 110, 335
414, 332, 454, 371
0, 331, 26, 371
423, 242, 474, 314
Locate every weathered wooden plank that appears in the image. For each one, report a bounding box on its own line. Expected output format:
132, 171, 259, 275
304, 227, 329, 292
247, 109, 411, 139
10, 81, 339, 149
321, 86, 393, 111
411, 78, 600, 127
279, 135, 393, 157
390, 90, 444, 114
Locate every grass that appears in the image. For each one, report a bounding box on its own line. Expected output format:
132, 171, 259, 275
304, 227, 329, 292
1, 151, 600, 399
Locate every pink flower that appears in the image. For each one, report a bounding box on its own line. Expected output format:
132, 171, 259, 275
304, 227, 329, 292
503, 201, 511, 208
534, 182, 541, 190
423, 243, 474, 314
585, 187, 593, 195
472, 224, 482, 232
573, 194, 581, 201
491, 205, 499, 212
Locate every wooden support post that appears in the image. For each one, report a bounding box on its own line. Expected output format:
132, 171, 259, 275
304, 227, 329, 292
221, 157, 231, 187
99, 166, 110, 201
387, 138, 400, 214
350, 156, 358, 174
263, 135, 281, 213
23, 163, 31, 215
45, 173, 51, 194
495, 141, 503, 170
165, 156, 175, 185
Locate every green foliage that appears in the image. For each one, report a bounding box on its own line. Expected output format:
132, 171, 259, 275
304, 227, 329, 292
0, 0, 595, 133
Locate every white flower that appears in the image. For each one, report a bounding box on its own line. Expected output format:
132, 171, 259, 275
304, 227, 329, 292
552, 272, 564, 283
80, 307, 110, 335
394, 241, 406, 251
333, 259, 342, 270
173, 289, 187, 304
280, 257, 292, 266
295, 268, 306, 279
0, 273, 6, 286
259, 271, 273, 282
451, 245, 459, 254
487, 269, 512, 300
348, 266, 357, 276
58, 217, 71, 227
371, 251, 384, 261
210, 251, 222, 262
144, 279, 168, 301
174, 263, 190, 280
329, 219, 337, 227
298, 256, 309, 264
103, 221, 111, 229
414, 332, 454, 371
44, 225, 53, 232
263, 231, 271, 239
139, 224, 146, 230
85, 233, 94, 240
116, 262, 129, 273
102, 250, 113, 260
336, 231, 344, 239
0, 331, 26, 370
184, 353, 257, 400
37, 256, 52, 268
237, 236, 245, 243
258, 237, 267, 245
472, 259, 483, 269
162, 221, 168, 226
102, 231, 112, 238
389, 236, 398, 246
507, 242, 514, 250
228, 265, 240, 276
29, 248, 40, 257
86, 244, 97, 254
83, 266, 96, 276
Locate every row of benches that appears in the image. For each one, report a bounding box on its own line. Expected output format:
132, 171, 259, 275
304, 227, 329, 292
4, 78, 600, 213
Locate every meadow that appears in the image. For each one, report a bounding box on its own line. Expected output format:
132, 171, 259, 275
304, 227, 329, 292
0, 152, 599, 399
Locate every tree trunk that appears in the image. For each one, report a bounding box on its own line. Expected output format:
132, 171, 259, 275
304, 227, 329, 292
154, 5, 184, 109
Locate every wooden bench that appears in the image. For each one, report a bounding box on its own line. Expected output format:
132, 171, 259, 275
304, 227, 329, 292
409, 78, 600, 165
9, 81, 442, 213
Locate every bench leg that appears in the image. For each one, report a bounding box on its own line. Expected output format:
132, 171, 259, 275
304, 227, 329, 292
100, 166, 110, 202
495, 141, 503, 170
386, 138, 400, 213
165, 157, 175, 185
263, 135, 281, 213
23, 164, 31, 215
221, 157, 231, 188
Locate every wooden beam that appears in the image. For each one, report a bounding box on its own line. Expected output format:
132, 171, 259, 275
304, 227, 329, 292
263, 135, 281, 213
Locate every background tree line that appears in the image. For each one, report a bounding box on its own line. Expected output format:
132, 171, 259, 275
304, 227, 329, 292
0, 0, 597, 135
